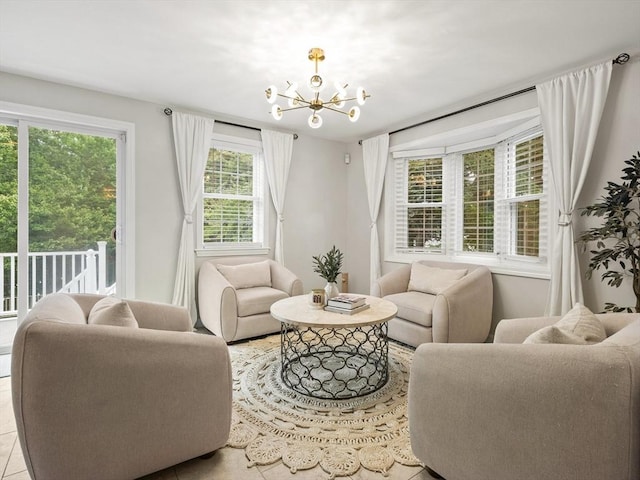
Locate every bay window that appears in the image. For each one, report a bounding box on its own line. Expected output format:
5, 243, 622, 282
388, 118, 549, 277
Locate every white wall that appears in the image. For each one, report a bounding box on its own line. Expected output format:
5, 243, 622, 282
283, 135, 349, 291
344, 55, 640, 332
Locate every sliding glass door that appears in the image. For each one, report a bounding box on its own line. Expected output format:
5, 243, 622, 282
0, 110, 131, 353
26, 125, 117, 303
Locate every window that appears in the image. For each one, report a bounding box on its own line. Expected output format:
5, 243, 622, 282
462, 149, 494, 253
505, 133, 544, 257
199, 135, 267, 253
399, 158, 444, 253
389, 120, 549, 276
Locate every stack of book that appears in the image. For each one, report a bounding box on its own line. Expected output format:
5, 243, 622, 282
324, 295, 370, 315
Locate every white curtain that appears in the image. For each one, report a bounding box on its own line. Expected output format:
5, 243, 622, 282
171, 112, 215, 322
261, 129, 294, 264
362, 133, 390, 294
537, 61, 612, 315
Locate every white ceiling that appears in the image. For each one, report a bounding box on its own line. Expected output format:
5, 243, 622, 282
0, 0, 638, 143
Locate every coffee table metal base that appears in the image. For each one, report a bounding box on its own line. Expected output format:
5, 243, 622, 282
280, 322, 389, 399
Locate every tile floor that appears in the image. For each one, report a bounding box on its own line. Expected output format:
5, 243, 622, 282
0, 366, 438, 480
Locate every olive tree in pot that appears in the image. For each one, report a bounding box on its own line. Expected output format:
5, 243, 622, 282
312, 245, 344, 300
578, 151, 640, 312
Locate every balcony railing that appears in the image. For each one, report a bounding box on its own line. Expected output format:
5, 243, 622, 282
1, 241, 112, 318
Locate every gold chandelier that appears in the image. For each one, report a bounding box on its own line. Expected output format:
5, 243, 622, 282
265, 47, 370, 129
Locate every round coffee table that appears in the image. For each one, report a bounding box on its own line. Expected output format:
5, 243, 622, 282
270, 294, 397, 399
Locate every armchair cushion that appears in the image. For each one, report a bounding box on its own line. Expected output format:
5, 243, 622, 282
236, 287, 289, 317
88, 296, 139, 328
524, 303, 606, 345
408, 263, 467, 295
216, 260, 272, 289
385, 291, 435, 327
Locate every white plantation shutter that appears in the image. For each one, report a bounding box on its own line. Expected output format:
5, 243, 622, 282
460, 148, 495, 254
202, 140, 264, 247
444, 154, 459, 255
393, 155, 445, 254
493, 142, 508, 257
393, 157, 408, 252
500, 128, 547, 262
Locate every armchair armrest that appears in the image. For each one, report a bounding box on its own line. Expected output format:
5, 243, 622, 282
372, 264, 411, 297
409, 342, 640, 480
432, 266, 492, 343
126, 298, 192, 332
197, 261, 238, 341
494, 316, 560, 343
12, 323, 232, 480
495, 312, 640, 344
270, 260, 303, 296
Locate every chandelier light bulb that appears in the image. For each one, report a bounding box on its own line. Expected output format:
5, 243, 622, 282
309, 74, 325, 92
328, 93, 344, 109
348, 106, 360, 123
271, 104, 283, 120
308, 113, 323, 129
285, 82, 300, 108
357, 86, 367, 106
334, 81, 347, 98
266, 85, 278, 104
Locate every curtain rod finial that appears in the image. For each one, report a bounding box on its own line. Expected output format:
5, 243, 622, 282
164, 107, 173, 116
614, 53, 630, 65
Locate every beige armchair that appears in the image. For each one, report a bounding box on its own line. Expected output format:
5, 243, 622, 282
372, 260, 492, 347
12, 293, 232, 480
198, 257, 303, 342
409, 312, 640, 480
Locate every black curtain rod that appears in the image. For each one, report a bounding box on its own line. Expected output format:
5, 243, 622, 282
360, 52, 630, 143
163, 108, 298, 140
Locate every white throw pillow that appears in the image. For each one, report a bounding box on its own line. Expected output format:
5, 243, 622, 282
216, 260, 272, 289
88, 296, 139, 328
407, 263, 468, 295
523, 303, 606, 345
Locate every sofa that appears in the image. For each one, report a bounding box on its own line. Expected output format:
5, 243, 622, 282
198, 257, 303, 342
372, 260, 492, 347
409, 311, 640, 480
12, 293, 232, 480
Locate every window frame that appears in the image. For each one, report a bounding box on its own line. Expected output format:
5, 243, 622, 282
385, 111, 553, 279
196, 133, 269, 257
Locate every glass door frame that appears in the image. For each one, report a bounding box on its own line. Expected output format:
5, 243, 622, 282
0, 101, 135, 322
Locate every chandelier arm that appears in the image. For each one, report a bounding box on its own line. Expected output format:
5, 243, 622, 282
277, 93, 313, 105
277, 105, 313, 113
322, 105, 350, 116
338, 94, 372, 103
325, 98, 353, 106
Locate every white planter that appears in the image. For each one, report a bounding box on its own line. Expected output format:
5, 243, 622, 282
324, 282, 339, 301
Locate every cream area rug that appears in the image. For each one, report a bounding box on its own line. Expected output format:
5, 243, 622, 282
227, 334, 420, 479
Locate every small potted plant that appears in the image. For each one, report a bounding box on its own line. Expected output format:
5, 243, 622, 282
312, 245, 344, 300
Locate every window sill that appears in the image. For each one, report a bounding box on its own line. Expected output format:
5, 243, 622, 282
196, 247, 270, 257
384, 253, 550, 280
